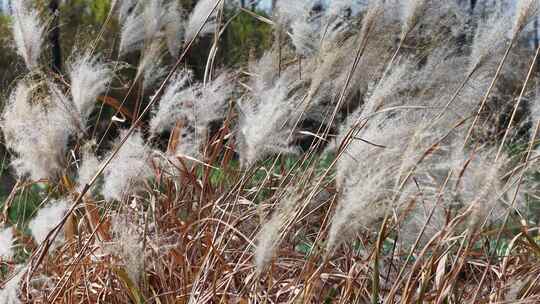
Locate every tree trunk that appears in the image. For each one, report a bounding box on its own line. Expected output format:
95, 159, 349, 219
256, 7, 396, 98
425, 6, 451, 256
470, 0, 477, 13
49, 0, 62, 73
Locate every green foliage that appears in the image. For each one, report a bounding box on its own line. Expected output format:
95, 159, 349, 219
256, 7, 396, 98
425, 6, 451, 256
1, 185, 42, 226
88, 0, 112, 23
66, 0, 112, 24
221, 10, 273, 68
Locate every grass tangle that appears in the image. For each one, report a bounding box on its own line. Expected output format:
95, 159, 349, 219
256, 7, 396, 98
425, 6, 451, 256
1, 0, 540, 303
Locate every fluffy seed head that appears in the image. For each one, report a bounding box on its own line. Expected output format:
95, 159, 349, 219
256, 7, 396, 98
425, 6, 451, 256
401, 0, 429, 38
28, 199, 69, 249
0, 227, 15, 259
0, 265, 27, 304
143, 0, 166, 43
137, 42, 168, 90
69, 53, 112, 127
116, 0, 138, 23
149, 69, 194, 134
255, 191, 299, 272
275, 0, 314, 25
76, 146, 100, 195
359, 0, 383, 41
150, 71, 232, 160
119, 9, 144, 54
238, 74, 304, 166
164, 1, 185, 57
290, 18, 320, 56
108, 214, 144, 284
11, 0, 45, 69
102, 130, 153, 201
513, 0, 540, 36
185, 0, 219, 43
1, 81, 76, 180
469, 15, 510, 74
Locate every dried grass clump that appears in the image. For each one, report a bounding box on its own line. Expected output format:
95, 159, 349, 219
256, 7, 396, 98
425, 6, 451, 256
3, 1, 540, 303
326, 35, 510, 251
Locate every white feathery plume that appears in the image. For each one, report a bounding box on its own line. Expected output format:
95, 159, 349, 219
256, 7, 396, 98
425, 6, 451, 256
255, 184, 331, 272
143, 0, 167, 43
327, 0, 355, 18
11, 0, 45, 70
531, 90, 540, 143
175, 73, 232, 160
119, 8, 145, 54
28, 199, 69, 248
119, 0, 167, 55
275, 0, 314, 25
401, 0, 429, 38
513, 0, 540, 36
117, 0, 138, 23
255, 194, 298, 273
1, 81, 75, 180
469, 15, 511, 74
248, 51, 277, 96
277, 1, 327, 55
136, 42, 168, 90
149, 69, 194, 134
164, 1, 185, 57
108, 214, 144, 284
290, 18, 321, 56
400, 199, 448, 247
460, 154, 506, 228
327, 118, 412, 251
185, 0, 219, 43
102, 130, 153, 201
357, 0, 384, 46
238, 74, 304, 166
150, 71, 233, 160
69, 53, 112, 127
326, 50, 471, 250
197, 72, 234, 124
119, 0, 184, 55
328, 118, 457, 251
76, 147, 100, 195
361, 61, 411, 116
0, 227, 15, 259
0, 265, 27, 304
